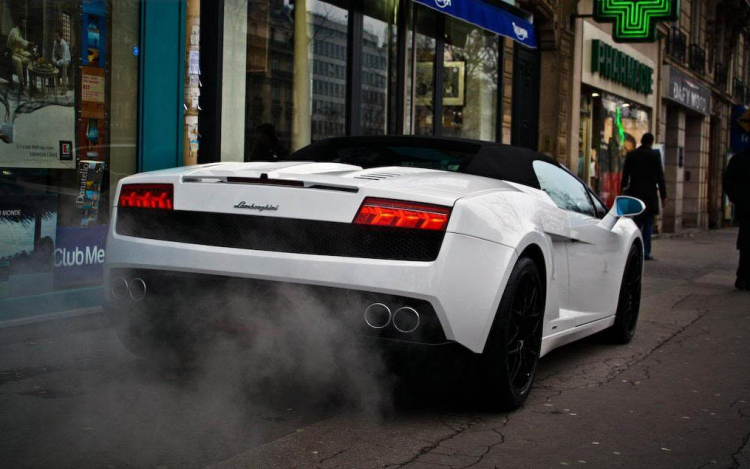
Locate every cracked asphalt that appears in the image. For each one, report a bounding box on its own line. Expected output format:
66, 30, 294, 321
1, 229, 748, 468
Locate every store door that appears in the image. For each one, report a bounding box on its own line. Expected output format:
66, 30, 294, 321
511, 42, 539, 151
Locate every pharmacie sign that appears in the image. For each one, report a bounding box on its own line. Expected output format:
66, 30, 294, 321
593, 0, 680, 43
591, 39, 653, 95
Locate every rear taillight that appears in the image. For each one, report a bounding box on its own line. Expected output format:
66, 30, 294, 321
118, 184, 173, 210
353, 198, 451, 231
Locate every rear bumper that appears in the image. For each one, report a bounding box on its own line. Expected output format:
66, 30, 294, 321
104, 269, 449, 345
105, 228, 518, 353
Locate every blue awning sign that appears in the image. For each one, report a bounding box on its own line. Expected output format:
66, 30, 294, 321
413, 0, 537, 49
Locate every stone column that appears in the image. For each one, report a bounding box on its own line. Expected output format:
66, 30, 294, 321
663, 105, 685, 233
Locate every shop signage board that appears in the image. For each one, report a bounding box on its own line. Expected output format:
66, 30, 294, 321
662, 65, 711, 116
591, 40, 653, 94
594, 0, 680, 43
413, 0, 538, 49
582, 22, 657, 110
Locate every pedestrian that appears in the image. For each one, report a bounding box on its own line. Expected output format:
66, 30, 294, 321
723, 148, 750, 291
621, 133, 668, 260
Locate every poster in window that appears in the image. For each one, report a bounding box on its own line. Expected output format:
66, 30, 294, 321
415, 61, 465, 107
0, 195, 58, 300
81, 66, 105, 118
82, 0, 106, 68
0, 1, 76, 169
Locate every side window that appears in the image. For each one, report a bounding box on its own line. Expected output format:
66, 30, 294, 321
589, 190, 608, 219
532, 161, 596, 216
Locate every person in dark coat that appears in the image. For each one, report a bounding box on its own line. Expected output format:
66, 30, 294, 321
621, 133, 668, 260
723, 148, 750, 291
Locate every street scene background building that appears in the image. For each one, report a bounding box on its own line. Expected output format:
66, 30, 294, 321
0, 0, 749, 322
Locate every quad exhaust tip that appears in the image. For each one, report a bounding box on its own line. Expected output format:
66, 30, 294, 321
111, 277, 129, 300
393, 307, 420, 333
364, 303, 391, 329
128, 278, 147, 302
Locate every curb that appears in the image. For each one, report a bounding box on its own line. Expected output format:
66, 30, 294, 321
652, 228, 710, 240
0, 306, 108, 346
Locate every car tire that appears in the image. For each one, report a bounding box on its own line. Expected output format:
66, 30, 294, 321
476, 256, 544, 411
606, 243, 643, 344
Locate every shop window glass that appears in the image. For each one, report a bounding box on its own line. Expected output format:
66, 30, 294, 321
361, 0, 398, 135
589, 94, 651, 207
244, 0, 347, 161
0, 0, 139, 309
442, 18, 497, 141
310, 2, 348, 143
412, 5, 437, 136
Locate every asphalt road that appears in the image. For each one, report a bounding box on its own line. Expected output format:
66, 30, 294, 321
0, 229, 748, 468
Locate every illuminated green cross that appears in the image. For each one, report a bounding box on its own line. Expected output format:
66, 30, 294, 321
594, 0, 681, 43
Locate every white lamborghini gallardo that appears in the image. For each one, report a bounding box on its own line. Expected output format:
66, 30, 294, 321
104, 136, 645, 409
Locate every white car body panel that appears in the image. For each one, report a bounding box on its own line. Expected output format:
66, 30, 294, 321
105, 160, 642, 356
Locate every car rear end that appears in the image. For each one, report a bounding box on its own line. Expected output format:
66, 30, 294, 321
103, 164, 519, 357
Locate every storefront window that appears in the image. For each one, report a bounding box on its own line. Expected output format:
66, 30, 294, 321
412, 6, 437, 136
240, 0, 504, 157
584, 91, 651, 207
0, 0, 139, 312
309, 1, 348, 142
361, 1, 398, 136
442, 18, 498, 141
244, 0, 347, 160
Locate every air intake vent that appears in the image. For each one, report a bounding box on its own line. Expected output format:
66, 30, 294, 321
353, 172, 406, 181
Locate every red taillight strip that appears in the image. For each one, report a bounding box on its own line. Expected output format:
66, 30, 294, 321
353, 197, 451, 231
119, 184, 174, 210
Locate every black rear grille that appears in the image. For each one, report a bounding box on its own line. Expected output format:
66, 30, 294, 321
115, 208, 444, 261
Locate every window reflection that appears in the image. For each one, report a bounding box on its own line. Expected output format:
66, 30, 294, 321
533, 161, 596, 216
413, 6, 437, 136
361, 1, 398, 135
442, 19, 498, 141
244, 0, 347, 162
310, 2, 348, 142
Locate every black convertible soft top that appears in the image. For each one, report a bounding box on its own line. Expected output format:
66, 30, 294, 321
287, 135, 559, 190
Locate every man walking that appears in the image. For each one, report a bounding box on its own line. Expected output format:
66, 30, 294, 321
621, 133, 667, 260
723, 148, 750, 291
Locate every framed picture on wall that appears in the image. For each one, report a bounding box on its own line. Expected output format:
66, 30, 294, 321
415, 61, 465, 107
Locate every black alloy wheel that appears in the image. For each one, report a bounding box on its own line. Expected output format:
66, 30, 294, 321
607, 243, 643, 344
507, 267, 544, 394
477, 257, 544, 411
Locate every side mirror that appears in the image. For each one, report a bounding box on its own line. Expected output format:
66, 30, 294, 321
599, 196, 646, 230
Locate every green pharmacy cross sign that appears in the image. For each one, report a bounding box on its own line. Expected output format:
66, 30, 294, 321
594, 0, 680, 43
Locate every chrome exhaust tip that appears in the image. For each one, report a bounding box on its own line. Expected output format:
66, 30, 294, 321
128, 278, 147, 302
364, 303, 392, 329
111, 277, 129, 300
393, 307, 420, 333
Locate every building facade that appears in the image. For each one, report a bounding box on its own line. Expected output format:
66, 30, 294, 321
199, 0, 540, 165
565, 0, 749, 233
1, 0, 747, 321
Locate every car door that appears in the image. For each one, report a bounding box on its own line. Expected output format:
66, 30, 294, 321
532, 161, 620, 325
